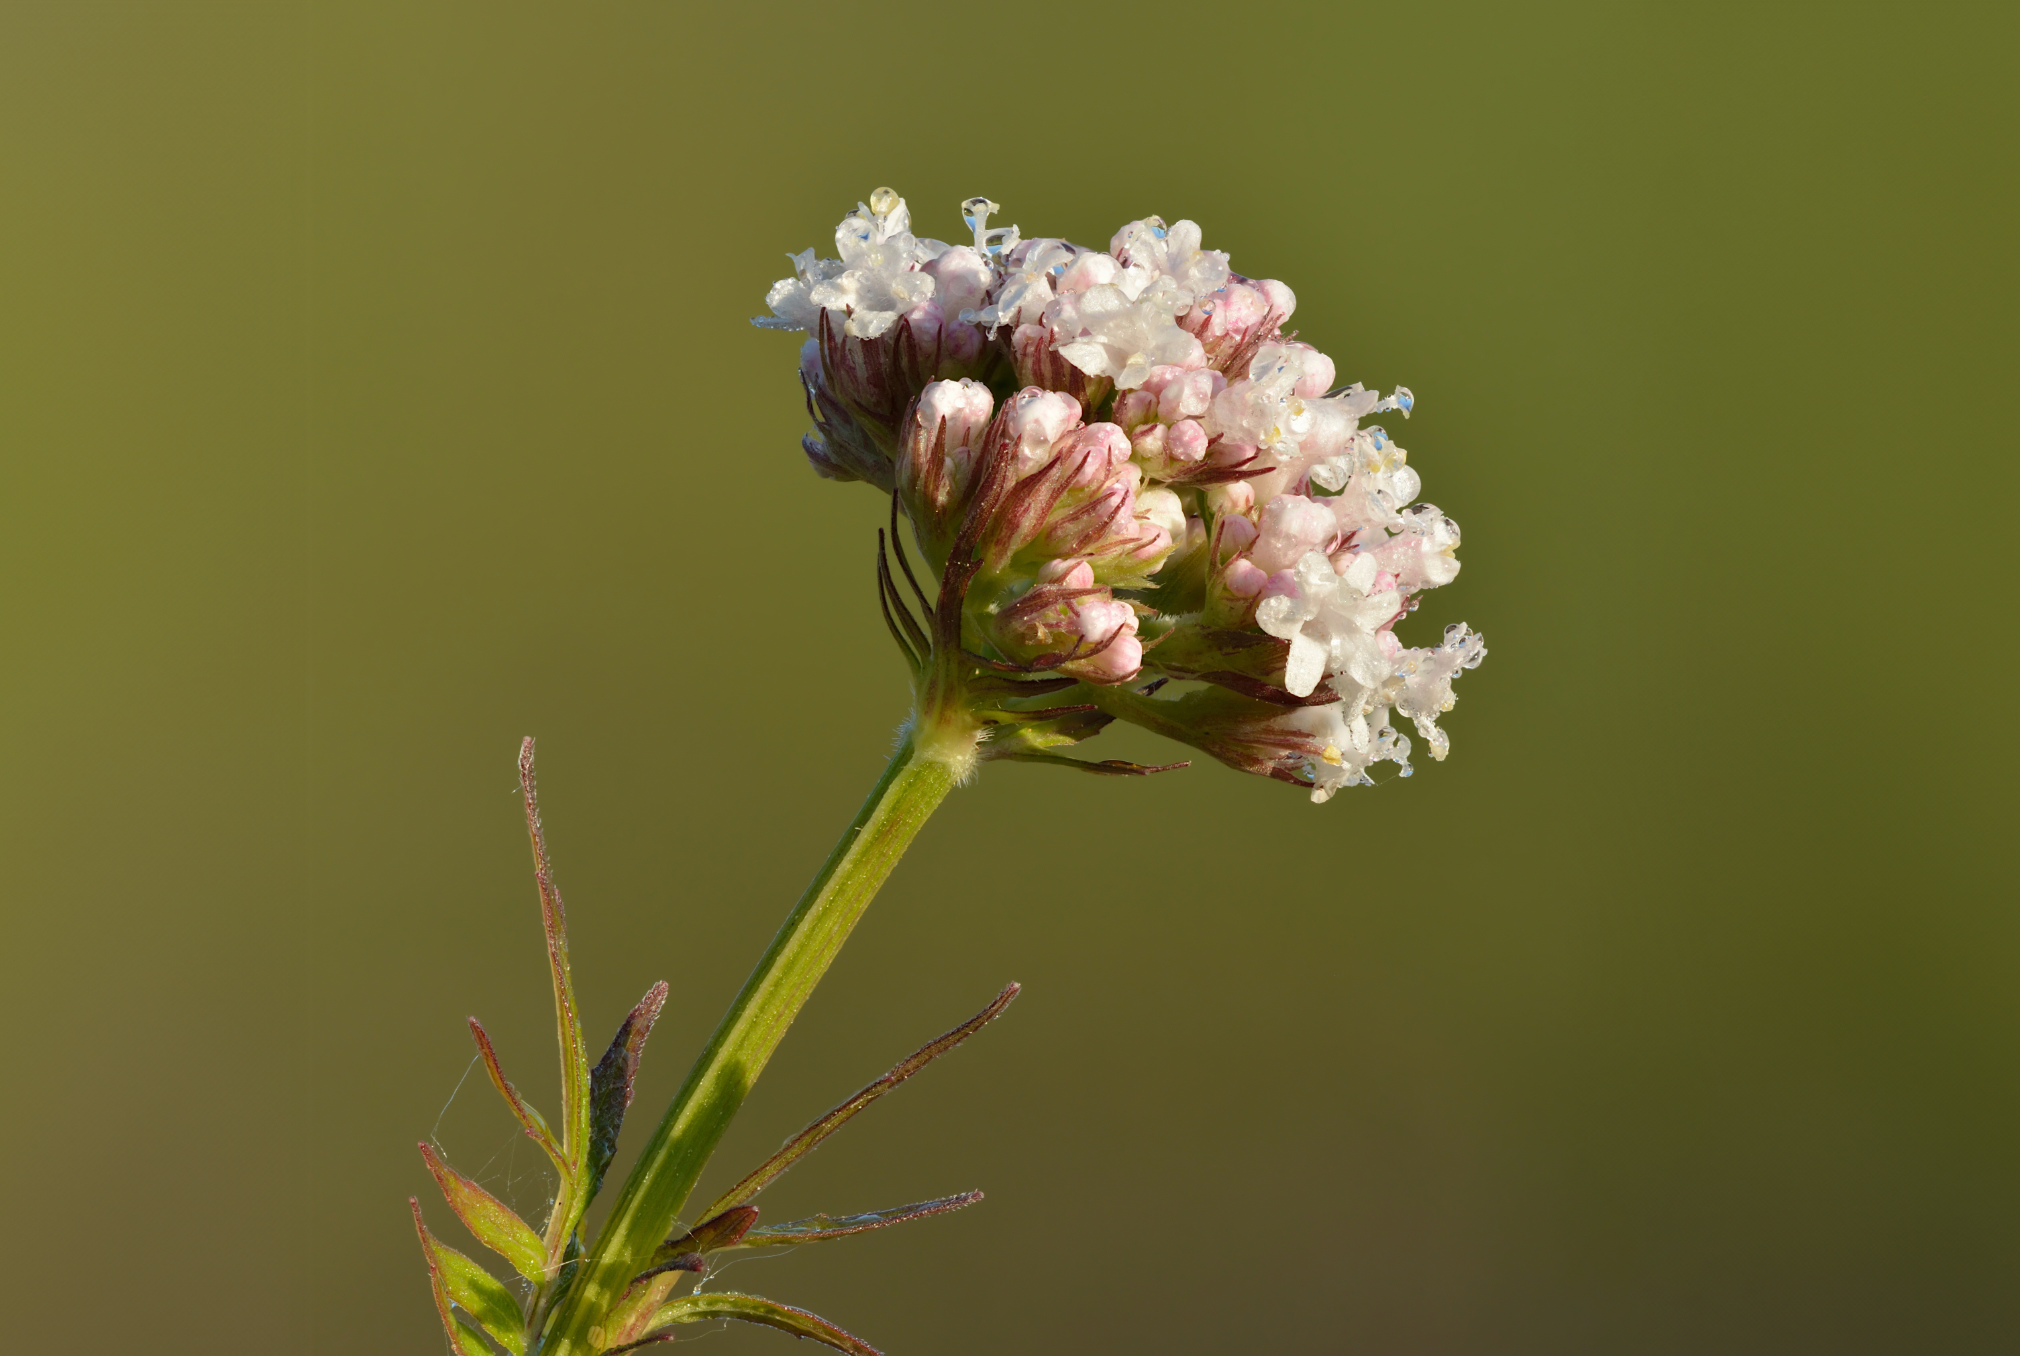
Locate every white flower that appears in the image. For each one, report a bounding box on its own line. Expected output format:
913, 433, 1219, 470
754, 189, 947, 339
965, 237, 1075, 333
1368, 503, 1462, 591
1048, 285, 1205, 390
1206, 343, 1321, 456
1392, 624, 1486, 753
1279, 701, 1415, 802
1254, 551, 1401, 700
1109, 216, 1232, 300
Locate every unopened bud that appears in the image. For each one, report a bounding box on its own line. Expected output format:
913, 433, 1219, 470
1251, 495, 1339, 573
1111, 389, 1160, 432
1154, 368, 1225, 423
1205, 480, 1256, 519
1000, 387, 1083, 478
922, 247, 995, 321
1011, 322, 1113, 414
898, 379, 996, 560
1290, 343, 1335, 398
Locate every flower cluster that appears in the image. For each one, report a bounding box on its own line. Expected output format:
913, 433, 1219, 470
756, 191, 1485, 801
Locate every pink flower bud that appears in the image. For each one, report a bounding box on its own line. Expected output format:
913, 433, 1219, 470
1256, 279, 1296, 322
1074, 629, 1143, 684
1066, 596, 1142, 683
914, 378, 995, 451
1036, 557, 1095, 589
1167, 418, 1209, 462
1053, 422, 1131, 479
1223, 558, 1269, 598
901, 299, 941, 349
922, 246, 993, 319
1289, 344, 1335, 398
938, 318, 985, 370
1111, 389, 1160, 432
1003, 388, 1083, 477
1127, 522, 1173, 564
1259, 569, 1299, 602
896, 378, 996, 557
1137, 486, 1186, 541
1011, 322, 1113, 414
1250, 494, 1339, 573
1056, 251, 1121, 293
1158, 369, 1225, 423
801, 302, 991, 488
1217, 513, 1259, 558
1179, 281, 1281, 373
1130, 420, 1167, 462
1205, 480, 1256, 518
989, 576, 1142, 684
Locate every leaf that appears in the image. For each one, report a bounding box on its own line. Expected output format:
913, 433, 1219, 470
614, 1292, 882, 1356
412, 1198, 519, 1356
518, 737, 590, 1172
739, 1191, 982, 1248
583, 980, 670, 1206
410, 1198, 528, 1356
993, 750, 1191, 775
698, 983, 1019, 1220
419, 1142, 548, 1283
468, 1017, 567, 1179
654, 1204, 759, 1262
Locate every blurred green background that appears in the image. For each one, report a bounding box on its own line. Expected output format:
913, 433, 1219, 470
3, 2, 2014, 1352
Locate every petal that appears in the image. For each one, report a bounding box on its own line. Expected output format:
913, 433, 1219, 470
1284, 631, 1327, 697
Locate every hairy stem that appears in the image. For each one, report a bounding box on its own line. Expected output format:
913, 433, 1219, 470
536, 730, 962, 1354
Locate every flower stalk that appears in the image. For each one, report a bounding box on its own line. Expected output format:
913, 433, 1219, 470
413, 188, 1490, 1355
535, 730, 964, 1355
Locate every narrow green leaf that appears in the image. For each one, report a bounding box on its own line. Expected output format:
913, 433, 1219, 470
452, 1315, 498, 1355
739, 1191, 982, 1248
518, 737, 590, 1171
468, 1017, 568, 1178
419, 1142, 547, 1282
615, 1292, 881, 1356
698, 983, 1019, 1220
410, 1198, 528, 1356
583, 981, 670, 1207
412, 1198, 516, 1356
993, 749, 1192, 775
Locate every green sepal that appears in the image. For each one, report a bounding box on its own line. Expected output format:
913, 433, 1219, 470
739, 1191, 981, 1248
616, 1292, 881, 1356
409, 1198, 528, 1355
418, 1142, 547, 1283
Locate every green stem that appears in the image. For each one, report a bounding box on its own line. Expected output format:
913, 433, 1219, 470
536, 731, 961, 1354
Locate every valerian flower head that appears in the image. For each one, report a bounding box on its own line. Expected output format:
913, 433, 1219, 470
757, 189, 1486, 800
